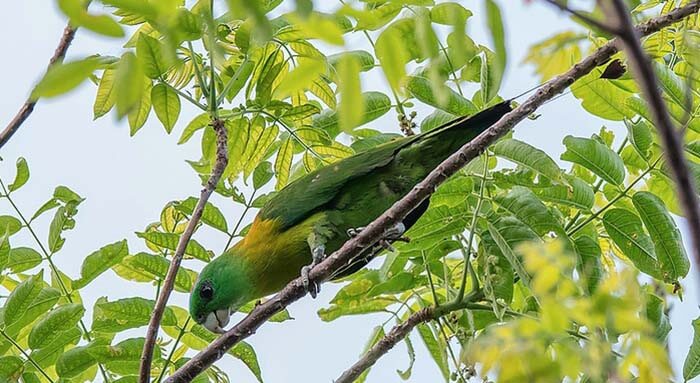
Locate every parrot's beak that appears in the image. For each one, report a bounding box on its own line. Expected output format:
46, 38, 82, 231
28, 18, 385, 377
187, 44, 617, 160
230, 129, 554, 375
202, 308, 231, 333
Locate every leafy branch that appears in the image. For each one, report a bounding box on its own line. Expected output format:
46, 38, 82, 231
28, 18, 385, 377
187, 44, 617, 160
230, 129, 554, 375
162, 4, 700, 381
598, 0, 700, 293
138, 119, 229, 382
0, 18, 82, 149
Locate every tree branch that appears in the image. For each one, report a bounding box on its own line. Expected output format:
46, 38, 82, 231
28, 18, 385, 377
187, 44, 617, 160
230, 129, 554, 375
336, 289, 482, 383
163, 3, 700, 382
0, 23, 77, 149
599, 0, 700, 289
543, 0, 620, 35
139, 119, 229, 383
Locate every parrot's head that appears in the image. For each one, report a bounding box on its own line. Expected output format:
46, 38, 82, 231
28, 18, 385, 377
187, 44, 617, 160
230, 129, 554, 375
190, 254, 252, 333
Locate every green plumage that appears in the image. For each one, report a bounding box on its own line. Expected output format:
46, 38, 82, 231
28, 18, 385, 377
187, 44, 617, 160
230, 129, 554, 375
189, 101, 512, 331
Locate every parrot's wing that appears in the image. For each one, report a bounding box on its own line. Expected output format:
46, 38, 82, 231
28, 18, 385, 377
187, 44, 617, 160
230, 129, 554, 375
259, 101, 511, 231
259, 137, 409, 230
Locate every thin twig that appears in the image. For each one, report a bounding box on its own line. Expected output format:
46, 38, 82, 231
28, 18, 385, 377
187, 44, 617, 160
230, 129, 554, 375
336, 290, 483, 383
139, 120, 229, 383
600, 0, 700, 286
163, 4, 700, 381
543, 0, 620, 34
0, 23, 77, 148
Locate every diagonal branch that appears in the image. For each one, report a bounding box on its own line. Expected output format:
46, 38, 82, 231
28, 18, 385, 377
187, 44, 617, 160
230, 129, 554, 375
0, 23, 77, 149
139, 119, 228, 383
543, 0, 620, 35
163, 3, 700, 382
599, 0, 700, 289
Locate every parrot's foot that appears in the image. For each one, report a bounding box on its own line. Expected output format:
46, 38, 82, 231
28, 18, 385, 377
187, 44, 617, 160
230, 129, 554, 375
301, 245, 325, 298
347, 223, 410, 251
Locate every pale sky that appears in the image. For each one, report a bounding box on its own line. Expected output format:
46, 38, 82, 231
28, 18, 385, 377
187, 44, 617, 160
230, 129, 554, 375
1, 1, 698, 382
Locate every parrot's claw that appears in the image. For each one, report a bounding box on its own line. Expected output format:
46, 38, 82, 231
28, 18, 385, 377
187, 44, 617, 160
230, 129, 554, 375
301, 245, 326, 298
347, 227, 364, 238
301, 265, 319, 298
347, 223, 408, 243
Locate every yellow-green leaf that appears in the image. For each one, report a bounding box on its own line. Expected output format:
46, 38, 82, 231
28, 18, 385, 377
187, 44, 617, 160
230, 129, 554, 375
151, 83, 181, 133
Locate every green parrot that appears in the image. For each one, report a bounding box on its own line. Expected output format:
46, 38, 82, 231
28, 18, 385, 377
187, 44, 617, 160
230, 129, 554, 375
190, 101, 512, 333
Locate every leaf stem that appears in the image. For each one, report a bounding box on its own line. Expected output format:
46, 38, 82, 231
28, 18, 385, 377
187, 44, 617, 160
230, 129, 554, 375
567, 155, 661, 236
187, 41, 209, 100
0, 329, 55, 383
223, 189, 256, 251
156, 317, 191, 383
455, 152, 488, 303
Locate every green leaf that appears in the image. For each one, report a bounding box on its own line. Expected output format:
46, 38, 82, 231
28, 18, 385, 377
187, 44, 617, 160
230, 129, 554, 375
175, 198, 228, 233
338, 55, 364, 132
0, 215, 22, 235
0, 356, 23, 380
89, 338, 161, 372
684, 317, 700, 381
31, 57, 102, 99
94, 69, 117, 119
73, 240, 129, 288
312, 92, 391, 138
645, 293, 671, 343
273, 58, 325, 99
253, 161, 274, 189
487, 221, 531, 286
493, 186, 563, 236
115, 52, 146, 117
0, 229, 10, 270
128, 78, 152, 136
274, 138, 294, 190
113, 253, 193, 292
625, 119, 654, 159
534, 176, 594, 210
572, 69, 635, 120
406, 75, 477, 116
317, 298, 394, 321
430, 2, 472, 25
561, 135, 625, 186
653, 61, 688, 111
28, 303, 85, 349
178, 113, 210, 144
136, 34, 169, 79
420, 110, 456, 132
56, 345, 97, 378
92, 297, 176, 333
7, 157, 29, 192
3, 271, 44, 326
602, 208, 661, 279
229, 342, 263, 383
417, 323, 449, 380
48, 207, 67, 253
152, 83, 181, 133
632, 191, 690, 281
375, 21, 410, 92
6, 247, 42, 273
5, 287, 61, 334
328, 50, 375, 72
58, 0, 124, 37
492, 139, 561, 181
484, 0, 506, 99
480, 49, 502, 104
573, 236, 603, 293
30, 326, 82, 368
135, 231, 211, 261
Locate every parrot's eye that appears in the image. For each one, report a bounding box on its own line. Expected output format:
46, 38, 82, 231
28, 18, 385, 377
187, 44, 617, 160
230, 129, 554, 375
199, 281, 214, 300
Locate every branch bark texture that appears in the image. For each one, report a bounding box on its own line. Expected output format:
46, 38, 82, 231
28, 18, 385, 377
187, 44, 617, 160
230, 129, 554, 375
600, 0, 700, 290
0, 24, 77, 149
139, 120, 229, 383
164, 3, 700, 382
